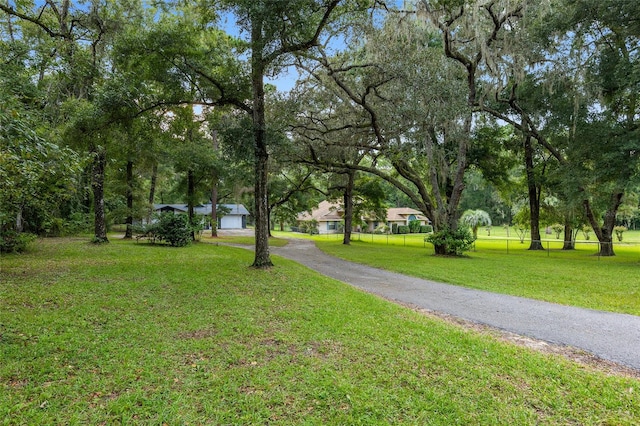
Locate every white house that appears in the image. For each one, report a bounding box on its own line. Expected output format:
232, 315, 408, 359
153, 203, 250, 229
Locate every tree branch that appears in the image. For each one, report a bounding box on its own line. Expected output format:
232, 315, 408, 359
0, 3, 72, 39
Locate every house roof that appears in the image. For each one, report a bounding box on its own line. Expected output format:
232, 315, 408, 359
155, 204, 188, 213
298, 201, 429, 223
218, 204, 250, 216
386, 207, 429, 222
154, 203, 249, 216
298, 200, 343, 222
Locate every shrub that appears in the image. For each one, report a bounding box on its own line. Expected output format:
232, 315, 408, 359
374, 224, 389, 234
0, 230, 37, 253
408, 219, 422, 233
299, 219, 319, 235
190, 214, 207, 241
551, 224, 564, 239
391, 223, 398, 234
420, 225, 433, 233
459, 209, 491, 239
156, 213, 192, 247
397, 225, 409, 234
44, 217, 65, 237
614, 226, 627, 242
425, 227, 475, 256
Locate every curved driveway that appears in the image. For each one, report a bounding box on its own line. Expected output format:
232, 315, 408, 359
271, 238, 640, 371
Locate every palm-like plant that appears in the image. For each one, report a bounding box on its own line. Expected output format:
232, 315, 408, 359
460, 209, 492, 239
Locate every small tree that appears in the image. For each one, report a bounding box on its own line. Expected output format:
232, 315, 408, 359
513, 209, 531, 244
426, 228, 475, 256
156, 213, 193, 247
551, 224, 564, 239
614, 226, 627, 242
459, 210, 492, 239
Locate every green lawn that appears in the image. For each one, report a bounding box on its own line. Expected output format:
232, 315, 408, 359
1, 238, 638, 424
291, 231, 640, 316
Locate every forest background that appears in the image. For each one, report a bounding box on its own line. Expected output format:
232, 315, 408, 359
1, 0, 639, 265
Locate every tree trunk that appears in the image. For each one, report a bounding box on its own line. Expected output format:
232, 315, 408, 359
251, 18, 273, 268
15, 206, 23, 233
584, 193, 622, 257
124, 160, 134, 239
211, 130, 219, 237
433, 244, 448, 256
92, 147, 108, 243
343, 170, 355, 245
562, 223, 575, 250
148, 162, 157, 223
524, 135, 543, 250
187, 169, 195, 241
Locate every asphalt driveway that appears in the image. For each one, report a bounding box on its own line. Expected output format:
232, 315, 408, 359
271, 238, 640, 372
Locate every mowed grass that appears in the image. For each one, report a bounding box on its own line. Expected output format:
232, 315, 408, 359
1, 238, 639, 424
304, 232, 640, 316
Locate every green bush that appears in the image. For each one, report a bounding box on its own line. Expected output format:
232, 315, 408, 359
0, 230, 37, 253
425, 227, 475, 256
614, 226, 627, 242
551, 223, 564, 239
420, 225, 433, 233
374, 224, 390, 234
397, 225, 410, 234
408, 219, 421, 233
391, 223, 398, 234
156, 214, 192, 247
44, 217, 65, 237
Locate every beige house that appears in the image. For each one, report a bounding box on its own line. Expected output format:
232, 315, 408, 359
297, 200, 344, 234
383, 207, 430, 230
297, 201, 429, 234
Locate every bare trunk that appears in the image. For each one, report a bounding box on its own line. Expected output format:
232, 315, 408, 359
562, 223, 575, 250
124, 160, 133, 239
251, 18, 273, 268
343, 170, 355, 245
187, 169, 195, 241
211, 131, 219, 237
15, 206, 23, 233
92, 147, 108, 243
584, 193, 622, 257
148, 162, 157, 222
524, 135, 543, 250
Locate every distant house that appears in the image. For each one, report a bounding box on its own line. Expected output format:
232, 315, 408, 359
297, 201, 429, 234
383, 207, 430, 230
297, 200, 344, 234
153, 203, 250, 229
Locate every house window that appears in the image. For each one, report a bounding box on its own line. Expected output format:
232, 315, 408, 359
327, 221, 337, 230
408, 214, 417, 221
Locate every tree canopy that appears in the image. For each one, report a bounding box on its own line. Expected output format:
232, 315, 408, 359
1, 0, 638, 257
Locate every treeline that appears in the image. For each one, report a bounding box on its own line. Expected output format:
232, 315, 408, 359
1, 0, 638, 259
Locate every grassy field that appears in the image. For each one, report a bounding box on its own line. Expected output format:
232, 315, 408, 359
1, 237, 638, 424
288, 230, 640, 316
